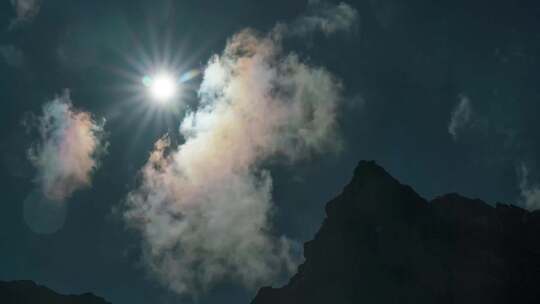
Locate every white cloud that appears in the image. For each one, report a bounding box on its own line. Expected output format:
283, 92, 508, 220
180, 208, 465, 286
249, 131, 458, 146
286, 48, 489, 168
448, 95, 474, 141
124, 27, 343, 295
9, 0, 42, 29
518, 164, 540, 211
27, 91, 107, 202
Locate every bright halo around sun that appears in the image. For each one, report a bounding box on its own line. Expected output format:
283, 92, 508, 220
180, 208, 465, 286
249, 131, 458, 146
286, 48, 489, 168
144, 73, 178, 103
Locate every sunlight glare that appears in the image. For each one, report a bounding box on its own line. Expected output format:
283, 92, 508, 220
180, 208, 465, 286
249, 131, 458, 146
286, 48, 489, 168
148, 73, 177, 103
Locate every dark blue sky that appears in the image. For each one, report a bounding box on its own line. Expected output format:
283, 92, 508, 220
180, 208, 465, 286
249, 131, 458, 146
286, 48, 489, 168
1, 0, 540, 303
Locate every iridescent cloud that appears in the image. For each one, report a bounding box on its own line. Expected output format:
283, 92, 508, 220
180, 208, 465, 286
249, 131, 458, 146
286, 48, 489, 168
28, 91, 107, 202
124, 1, 356, 295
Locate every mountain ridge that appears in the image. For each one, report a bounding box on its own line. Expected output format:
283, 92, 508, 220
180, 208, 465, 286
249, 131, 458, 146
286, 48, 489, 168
252, 160, 540, 304
0, 280, 111, 304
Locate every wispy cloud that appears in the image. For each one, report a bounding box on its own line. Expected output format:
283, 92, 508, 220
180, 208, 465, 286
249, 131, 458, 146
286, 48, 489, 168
283, 0, 359, 36
448, 94, 474, 141
518, 164, 540, 211
0, 45, 24, 67
27, 91, 107, 202
124, 2, 350, 294
9, 0, 42, 30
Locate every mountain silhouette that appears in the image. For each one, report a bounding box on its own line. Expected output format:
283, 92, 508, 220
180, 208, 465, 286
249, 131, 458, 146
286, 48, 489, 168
252, 161, 540, 304
0, 280, 110, 304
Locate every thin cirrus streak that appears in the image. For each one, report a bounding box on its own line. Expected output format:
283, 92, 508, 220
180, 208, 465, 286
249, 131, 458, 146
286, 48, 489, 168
448, 94, 473, 141
123, 1, 357, 296
27, 91, 107, 202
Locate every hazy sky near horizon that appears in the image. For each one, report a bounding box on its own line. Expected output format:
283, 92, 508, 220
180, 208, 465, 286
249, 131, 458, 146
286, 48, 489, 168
2, 0, 540, 303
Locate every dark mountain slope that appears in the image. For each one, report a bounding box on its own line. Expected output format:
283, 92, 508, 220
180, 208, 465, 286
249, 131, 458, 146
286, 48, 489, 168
0, 280, 110, 304
252, 161, 540, 304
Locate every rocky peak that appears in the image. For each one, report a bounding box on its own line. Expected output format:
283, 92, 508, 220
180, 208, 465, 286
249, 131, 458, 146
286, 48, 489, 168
252, 161, 540, 304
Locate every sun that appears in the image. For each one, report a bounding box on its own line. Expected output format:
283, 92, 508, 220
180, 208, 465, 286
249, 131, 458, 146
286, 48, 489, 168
146, 73, 177, 103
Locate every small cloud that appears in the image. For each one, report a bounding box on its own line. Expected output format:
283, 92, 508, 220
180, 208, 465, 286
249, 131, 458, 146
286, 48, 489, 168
0, 45, 24, 68
447, 94, 525, 169
448, 94, 474, 141
27, 90, 107, 202
518, 164, 540, 211
9, 0, 42, 30
278, 1, 359, 37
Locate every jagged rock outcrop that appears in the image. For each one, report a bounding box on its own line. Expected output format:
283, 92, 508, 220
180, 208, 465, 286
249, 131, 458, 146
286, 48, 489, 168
252, 161, 540, 304
0, 280, 110, 304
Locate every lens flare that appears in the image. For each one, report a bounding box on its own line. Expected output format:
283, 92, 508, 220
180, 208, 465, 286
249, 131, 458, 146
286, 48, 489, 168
179, 69, 201, 83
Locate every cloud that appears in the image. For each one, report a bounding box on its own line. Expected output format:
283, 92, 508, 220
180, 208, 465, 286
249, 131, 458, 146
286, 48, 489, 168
518, 164, 540, 211
0, 45, 24, 68
124, 24, 344, 294
9, 0, 42, 29
448, 94, 474, 141
282, 0, 358, 36
447, 94, 522, 166
27, 91, 107, 202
